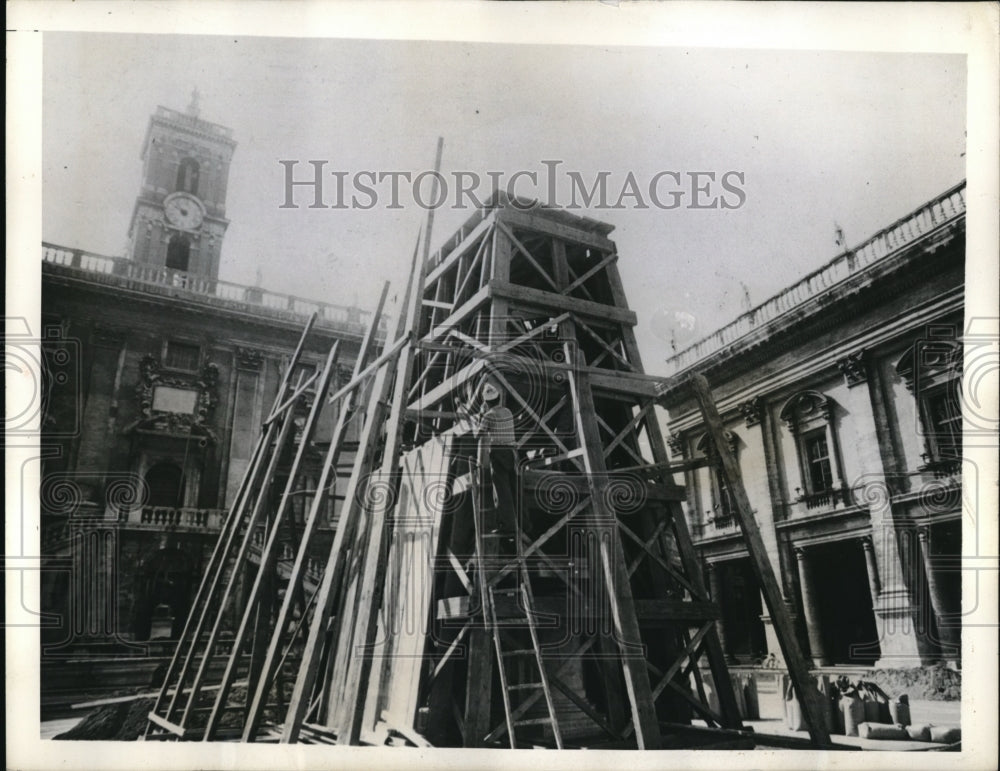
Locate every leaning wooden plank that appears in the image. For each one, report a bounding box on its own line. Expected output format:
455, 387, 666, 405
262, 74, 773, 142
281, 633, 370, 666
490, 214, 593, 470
76, 680, 250, 710
242, 284, 391, 742
338, 140, 441, 746
147, 711, 186, 738
381, 711, 433, 747
282, 238, 421, 743
203, 345, 341, 739
689, 372, 832, 749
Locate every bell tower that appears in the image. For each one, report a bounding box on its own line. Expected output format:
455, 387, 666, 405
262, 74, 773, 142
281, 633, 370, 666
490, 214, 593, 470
127, 90, 237, 281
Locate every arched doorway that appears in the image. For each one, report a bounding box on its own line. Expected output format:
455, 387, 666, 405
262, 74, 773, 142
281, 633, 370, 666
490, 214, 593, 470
145, 462, 184, 507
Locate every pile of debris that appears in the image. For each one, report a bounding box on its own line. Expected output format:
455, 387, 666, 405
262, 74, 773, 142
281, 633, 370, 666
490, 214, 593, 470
861, 662, 961, 701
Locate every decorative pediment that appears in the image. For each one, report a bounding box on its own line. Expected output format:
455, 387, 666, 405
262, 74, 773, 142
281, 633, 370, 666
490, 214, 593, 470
695, 430, 738, 464
133, 354, 219, 440
779, 390, 831, 432
895, 339, 961, 392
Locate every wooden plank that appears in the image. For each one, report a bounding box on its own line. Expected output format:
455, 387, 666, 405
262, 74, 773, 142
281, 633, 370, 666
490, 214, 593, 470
380, 711, 433, 747
147, 711, 186, 738
689, 372, 832, 748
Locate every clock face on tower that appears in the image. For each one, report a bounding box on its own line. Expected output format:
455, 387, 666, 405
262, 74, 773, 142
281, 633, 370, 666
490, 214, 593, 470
163, 192, 205, 230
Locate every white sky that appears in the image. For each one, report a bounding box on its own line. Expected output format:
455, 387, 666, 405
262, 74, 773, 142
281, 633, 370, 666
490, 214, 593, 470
42, 33, 966, 370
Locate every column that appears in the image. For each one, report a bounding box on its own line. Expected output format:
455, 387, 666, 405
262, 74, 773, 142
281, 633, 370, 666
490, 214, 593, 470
859, 361, 930, 665
795, 547, 829, 666
917, 527, 960, 661
224, 347, 264, 506
861, 536, 881, 601
708, 562, 731, 663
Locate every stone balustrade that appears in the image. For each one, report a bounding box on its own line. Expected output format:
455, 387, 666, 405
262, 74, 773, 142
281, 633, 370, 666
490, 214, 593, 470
663, 182, 966, 375
42, 243, 385, 334
118, 506, 226, 530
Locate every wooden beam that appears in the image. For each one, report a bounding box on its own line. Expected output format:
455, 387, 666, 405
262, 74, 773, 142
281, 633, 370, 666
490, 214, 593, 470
689, 372, 832, 748
498, 206, 616, 253
490, 280, 637, 326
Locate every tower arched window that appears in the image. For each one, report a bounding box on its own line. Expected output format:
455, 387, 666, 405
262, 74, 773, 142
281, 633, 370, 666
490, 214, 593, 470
176, 158, 200, 195
166, 235, 191, 272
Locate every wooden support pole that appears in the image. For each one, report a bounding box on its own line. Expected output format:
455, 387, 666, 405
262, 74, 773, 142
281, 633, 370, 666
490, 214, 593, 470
689, 372, 832, 748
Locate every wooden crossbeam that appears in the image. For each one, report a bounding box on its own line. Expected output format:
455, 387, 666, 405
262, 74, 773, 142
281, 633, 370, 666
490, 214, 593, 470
626, 518, 669, 578
562, 252, 618, 297
574, 316, 635, 372
431, 622, 470, 681
602, 401, 655, 461
497, 219, 561, 294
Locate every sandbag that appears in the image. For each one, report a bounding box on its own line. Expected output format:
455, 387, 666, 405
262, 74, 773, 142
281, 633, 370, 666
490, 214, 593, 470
858, 722, 909, 741
840, 693, 864, 737
741, 675, 760, 721
929, 725, 961, 744
889, 695, 910, 727
905, 724, 932, 741
785, 679, 804, 731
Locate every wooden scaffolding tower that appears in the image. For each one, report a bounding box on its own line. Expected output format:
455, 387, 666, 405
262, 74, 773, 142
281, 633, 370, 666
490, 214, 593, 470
146, 186, 830, 749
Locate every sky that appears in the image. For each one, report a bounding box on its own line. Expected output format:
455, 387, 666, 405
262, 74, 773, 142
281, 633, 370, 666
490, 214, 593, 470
41, 32, 967, 370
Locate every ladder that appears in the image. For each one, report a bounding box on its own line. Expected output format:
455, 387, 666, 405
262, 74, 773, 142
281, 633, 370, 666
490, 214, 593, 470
471, 461, 563, 749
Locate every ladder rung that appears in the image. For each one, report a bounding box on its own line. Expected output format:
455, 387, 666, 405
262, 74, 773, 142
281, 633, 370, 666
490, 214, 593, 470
491, 587, 520, 595
508, 682, 542, 691
502, 648, 535, 656
513, 717, 551, 727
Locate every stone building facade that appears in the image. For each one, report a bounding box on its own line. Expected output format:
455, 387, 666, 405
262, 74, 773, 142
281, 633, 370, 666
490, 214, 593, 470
657, 182, 966, 671
39, 101, 373, 666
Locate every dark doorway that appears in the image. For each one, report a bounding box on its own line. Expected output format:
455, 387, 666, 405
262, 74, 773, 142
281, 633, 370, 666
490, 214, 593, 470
717, 558, 767, 663
145, 462, 184, 507
810, 539, 880, 665
133, 547, 195, 640
166, 236, 191, 272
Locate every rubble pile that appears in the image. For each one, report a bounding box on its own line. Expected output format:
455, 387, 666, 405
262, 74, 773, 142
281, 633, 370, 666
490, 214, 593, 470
861, 663, 961, 701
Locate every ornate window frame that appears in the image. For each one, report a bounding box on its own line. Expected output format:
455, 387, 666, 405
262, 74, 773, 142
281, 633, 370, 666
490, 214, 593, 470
779, 390, 847, 507
895, 338, 962, 470
695, 430, 740, 526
